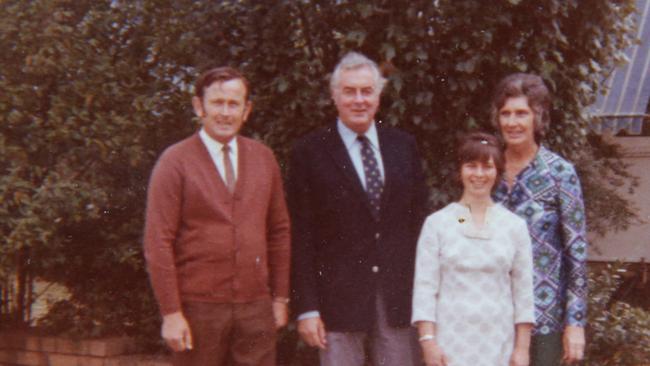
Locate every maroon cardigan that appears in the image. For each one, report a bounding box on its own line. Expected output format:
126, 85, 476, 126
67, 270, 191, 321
144, 133, 290, 315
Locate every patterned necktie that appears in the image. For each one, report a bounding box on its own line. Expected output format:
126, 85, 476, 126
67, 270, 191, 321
358, 135, 383, 219
222, 144, 236, 194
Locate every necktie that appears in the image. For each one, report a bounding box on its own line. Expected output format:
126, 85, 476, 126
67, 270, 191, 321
358, 135, 383, 219
222, 144, 236, 194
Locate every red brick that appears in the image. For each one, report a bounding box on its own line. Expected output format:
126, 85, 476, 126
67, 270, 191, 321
0, 349, 47, 366
48, 354, 105, 366
87, 338, 132, 357
24, 337, 57, 353
104, 355, 172, 366
0, 332, 168, 366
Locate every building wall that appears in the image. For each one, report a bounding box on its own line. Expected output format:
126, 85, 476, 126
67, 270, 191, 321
589, 136, 650, 262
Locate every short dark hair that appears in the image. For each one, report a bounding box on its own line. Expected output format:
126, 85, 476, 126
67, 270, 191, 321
457, 132, 505, 182
489, 73, 551, 143
194, 66, 250, 101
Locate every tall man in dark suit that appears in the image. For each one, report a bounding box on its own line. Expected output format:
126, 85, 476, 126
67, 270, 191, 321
289, 52, 429, 366
144, 67, 290, 366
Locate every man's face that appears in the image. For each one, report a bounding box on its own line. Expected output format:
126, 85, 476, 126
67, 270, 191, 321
192, 78, 252, 144
332, 67, 380, 134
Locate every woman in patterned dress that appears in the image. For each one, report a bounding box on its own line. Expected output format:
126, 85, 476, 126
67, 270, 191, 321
490, 74, 588, 366
412, 132, 535, 366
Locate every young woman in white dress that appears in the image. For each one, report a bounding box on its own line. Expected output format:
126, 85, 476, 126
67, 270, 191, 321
412, 132, 535, 366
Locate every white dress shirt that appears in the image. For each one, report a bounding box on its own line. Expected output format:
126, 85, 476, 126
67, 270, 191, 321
198, 128, 238, 182
336, 119, 385, 188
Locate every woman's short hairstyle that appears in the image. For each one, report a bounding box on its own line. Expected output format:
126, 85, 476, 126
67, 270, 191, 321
489, 73, 551, 143
194, 66, 250, 101
457, 132, 505, 182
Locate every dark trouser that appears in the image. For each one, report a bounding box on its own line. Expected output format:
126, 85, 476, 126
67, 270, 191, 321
173, 299, 276, 366
530, 332, 563, 366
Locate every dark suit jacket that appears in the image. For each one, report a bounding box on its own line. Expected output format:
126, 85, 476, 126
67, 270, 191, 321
288, 123, 429, 332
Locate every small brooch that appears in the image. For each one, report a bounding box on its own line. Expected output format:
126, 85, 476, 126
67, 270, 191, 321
458, 218, 466, 223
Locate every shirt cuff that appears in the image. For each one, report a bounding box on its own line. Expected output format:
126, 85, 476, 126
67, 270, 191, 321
297, 310, 320, 321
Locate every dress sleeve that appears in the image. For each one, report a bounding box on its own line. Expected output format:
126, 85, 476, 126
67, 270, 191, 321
411, 215, 441, 324
558, 163, 588, 327
511, 219, 535, 324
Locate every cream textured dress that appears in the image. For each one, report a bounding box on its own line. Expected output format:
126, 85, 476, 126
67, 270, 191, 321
412, 203, 535, 366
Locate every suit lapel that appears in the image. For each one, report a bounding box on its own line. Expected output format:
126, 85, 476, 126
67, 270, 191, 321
377, 127, 396, 216
191, 134, 234, 216
323, 125, 374, 210
193, 133, 230, 194
233, 135, 247, 199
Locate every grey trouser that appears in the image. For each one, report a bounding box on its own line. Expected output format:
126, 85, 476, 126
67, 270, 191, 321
319, 293, 420, 366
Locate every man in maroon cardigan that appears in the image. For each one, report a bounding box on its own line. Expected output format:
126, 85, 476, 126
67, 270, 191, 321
143, 67, 291, 366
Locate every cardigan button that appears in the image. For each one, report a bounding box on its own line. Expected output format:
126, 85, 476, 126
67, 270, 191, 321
372, 266, 379, 273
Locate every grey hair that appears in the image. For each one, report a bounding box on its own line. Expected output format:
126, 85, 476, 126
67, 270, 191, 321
330, 52, 387, 94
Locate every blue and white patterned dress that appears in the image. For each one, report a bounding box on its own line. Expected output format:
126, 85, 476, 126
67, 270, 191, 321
494, 146, 588, 335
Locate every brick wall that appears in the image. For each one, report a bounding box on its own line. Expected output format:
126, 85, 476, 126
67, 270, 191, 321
0, 333, 170, 366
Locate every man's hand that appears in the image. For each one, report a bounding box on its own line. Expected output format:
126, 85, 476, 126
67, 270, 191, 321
297, 316, 327, 349
272, 300, 289, 329
509, 346, 529, 366
562, 325, 585, 363
420, 340, 448, 366
162, 312, 193, 352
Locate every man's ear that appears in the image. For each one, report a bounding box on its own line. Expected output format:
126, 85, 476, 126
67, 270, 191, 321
243, 100, 253, 121
330, 87, 337, 102
191, 96, 204, 118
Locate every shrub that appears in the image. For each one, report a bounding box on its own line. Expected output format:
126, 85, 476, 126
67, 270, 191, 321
0, 0, 640, 346
586, 263, 650, 364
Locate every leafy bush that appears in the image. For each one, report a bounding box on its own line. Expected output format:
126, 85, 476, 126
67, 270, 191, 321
0, 0, 640, 346
586, 263, 650, 365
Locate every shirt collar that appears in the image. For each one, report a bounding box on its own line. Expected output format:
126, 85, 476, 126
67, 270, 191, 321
336, 119, 380, 151
198, 128, 238, 155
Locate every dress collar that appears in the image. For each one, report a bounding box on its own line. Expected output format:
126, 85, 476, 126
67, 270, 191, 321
451, 202, 496, 240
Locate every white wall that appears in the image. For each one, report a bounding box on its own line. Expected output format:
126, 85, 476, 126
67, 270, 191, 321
589, 136, 650, 262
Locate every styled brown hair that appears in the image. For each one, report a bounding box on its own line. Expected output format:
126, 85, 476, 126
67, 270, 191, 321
457, 132, 505, 181
194, 66, 250, 101
489, 73, 551, 143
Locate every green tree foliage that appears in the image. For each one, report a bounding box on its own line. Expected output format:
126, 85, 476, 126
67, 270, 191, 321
586, 264, 650, 364
0, 0, 640, 347
0, 0, 194, 336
